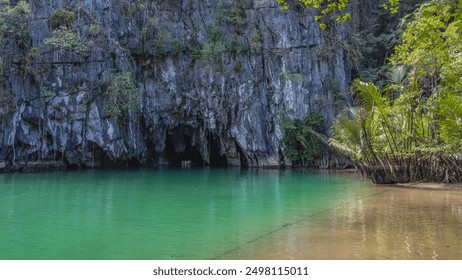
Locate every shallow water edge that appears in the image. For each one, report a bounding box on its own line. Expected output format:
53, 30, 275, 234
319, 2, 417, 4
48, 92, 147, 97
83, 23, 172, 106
1, 167, 462, 260
219, 186, 462, 259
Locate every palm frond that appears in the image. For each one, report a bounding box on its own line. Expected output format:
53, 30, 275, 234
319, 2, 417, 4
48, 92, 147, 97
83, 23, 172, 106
387, 65, 408, 85
353, 79, 390, 112
439, 93, 462, 140
328, 138, 358, 158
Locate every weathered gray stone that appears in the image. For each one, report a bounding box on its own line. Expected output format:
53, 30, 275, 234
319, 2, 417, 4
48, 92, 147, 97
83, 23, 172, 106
0, 0, 351, 169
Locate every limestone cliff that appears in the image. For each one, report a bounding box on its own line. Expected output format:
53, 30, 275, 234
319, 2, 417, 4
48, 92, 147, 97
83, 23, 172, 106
0, 0, 351, 170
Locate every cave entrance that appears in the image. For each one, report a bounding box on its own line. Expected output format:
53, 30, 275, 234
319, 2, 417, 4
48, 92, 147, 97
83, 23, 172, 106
235, 142, 248, 167
208, 133, 228, 167
164, 127, 228, 167
165, 133, 204, 166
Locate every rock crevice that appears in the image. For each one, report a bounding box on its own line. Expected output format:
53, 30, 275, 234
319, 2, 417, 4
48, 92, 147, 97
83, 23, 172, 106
0, 0, 351, 170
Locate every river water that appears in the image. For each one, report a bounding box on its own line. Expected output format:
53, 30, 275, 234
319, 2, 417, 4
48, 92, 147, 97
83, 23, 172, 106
1, 168, 461, 259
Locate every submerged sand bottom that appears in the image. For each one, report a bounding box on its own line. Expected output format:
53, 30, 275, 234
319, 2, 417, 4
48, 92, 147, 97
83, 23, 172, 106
219, 187, 462, 259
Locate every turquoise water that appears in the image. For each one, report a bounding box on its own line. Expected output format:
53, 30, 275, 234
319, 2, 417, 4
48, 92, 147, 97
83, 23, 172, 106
0, 168, 375, 259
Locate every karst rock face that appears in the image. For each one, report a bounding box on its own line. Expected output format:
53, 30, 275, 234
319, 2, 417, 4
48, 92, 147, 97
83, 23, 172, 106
0, 0, 350, 171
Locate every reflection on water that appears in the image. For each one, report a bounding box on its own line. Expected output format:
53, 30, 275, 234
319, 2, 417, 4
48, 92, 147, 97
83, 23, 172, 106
0, 168, 377, 259
2, 168, 462, 260
220, 187, 462, 259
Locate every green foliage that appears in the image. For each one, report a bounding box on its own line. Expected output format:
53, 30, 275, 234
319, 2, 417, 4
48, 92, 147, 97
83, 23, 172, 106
89, 23, 101, 35
193, 25, 224, 65
170, 40, 183, 56
0, 1, 31, 78
278, 0, 350, 29
215, 1, 247, 29
282, 112, 325, 165
40, 86, 56, 97
438, 93, 462, 149
200, 41, 224, 65
233, 60, 243, 72
50, 8, 76, 29
250, 28, 263, 54
191, 47, 202, 61
208, 24, 224, 43
331, 107, 366, 160
344, 0, 426, 90
29, 47, 38, 57
43, 27, 88, 53
278, 0, 399, 29
152, 32, 183, 57
104, 71, 137, 118
193, 2, 251, 67
0, 0, 31, 44
222, 4, 247, 32
331, 74, 462, 183
138, 15, 183, 57
330, 1, 462, 182
127, 2, 136, 18
391, 0, 462, 96
225, 35, 244, 54
383, 0, 400, 13
280, 71, 304, 85
0, 90, 16, 117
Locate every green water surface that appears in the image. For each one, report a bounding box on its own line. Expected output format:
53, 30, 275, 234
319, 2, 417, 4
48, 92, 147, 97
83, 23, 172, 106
0, 168, 375, 259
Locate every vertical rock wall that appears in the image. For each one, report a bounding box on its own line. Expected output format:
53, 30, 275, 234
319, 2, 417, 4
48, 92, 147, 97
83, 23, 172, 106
0, 0, 351, 170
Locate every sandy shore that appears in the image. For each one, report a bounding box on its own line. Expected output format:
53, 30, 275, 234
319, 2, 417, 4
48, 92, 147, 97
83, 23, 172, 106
313, 169, 462, 190
395, 182, 462, 190
218, 185, 462, 259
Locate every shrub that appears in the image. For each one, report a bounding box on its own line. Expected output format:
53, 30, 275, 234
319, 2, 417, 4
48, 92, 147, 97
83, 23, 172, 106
222, 4, 247, 31
282, 112, 325, 165
50, 8, 76, 29
225, 35, 244, 54
280, 72, 304, 85
0, 90, 16, 117
251, 28, 263, 53
193, 25, 224, 65
43, 27, 87, 53
104, 71, 137, 118
0, 0, 31, 44
89, 23, 101, 35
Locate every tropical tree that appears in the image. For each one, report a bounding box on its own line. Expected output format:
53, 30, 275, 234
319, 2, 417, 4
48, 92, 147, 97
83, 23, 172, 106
277, 0, 400, 29
282, 112, 325, 167
275, 0, 461, 183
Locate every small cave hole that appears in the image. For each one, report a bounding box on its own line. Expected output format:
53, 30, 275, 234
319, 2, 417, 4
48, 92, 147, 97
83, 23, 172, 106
235, 142, 248, 167
165, 133, 204, 167
208, 134, 228, 167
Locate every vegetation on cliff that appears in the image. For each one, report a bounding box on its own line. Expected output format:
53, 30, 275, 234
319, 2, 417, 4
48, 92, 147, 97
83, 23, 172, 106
1, 0, 460, 176
280, 0, 462, 183
281, 112, 325, 167
0, 1, 31, 121
336, 0, 461, 184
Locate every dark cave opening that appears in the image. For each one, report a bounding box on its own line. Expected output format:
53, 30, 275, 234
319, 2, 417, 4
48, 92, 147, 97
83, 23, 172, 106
164, 128, 229, 167
208, 134, 228, 167
165, 133, 204, 166
235, 142, 248, 167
